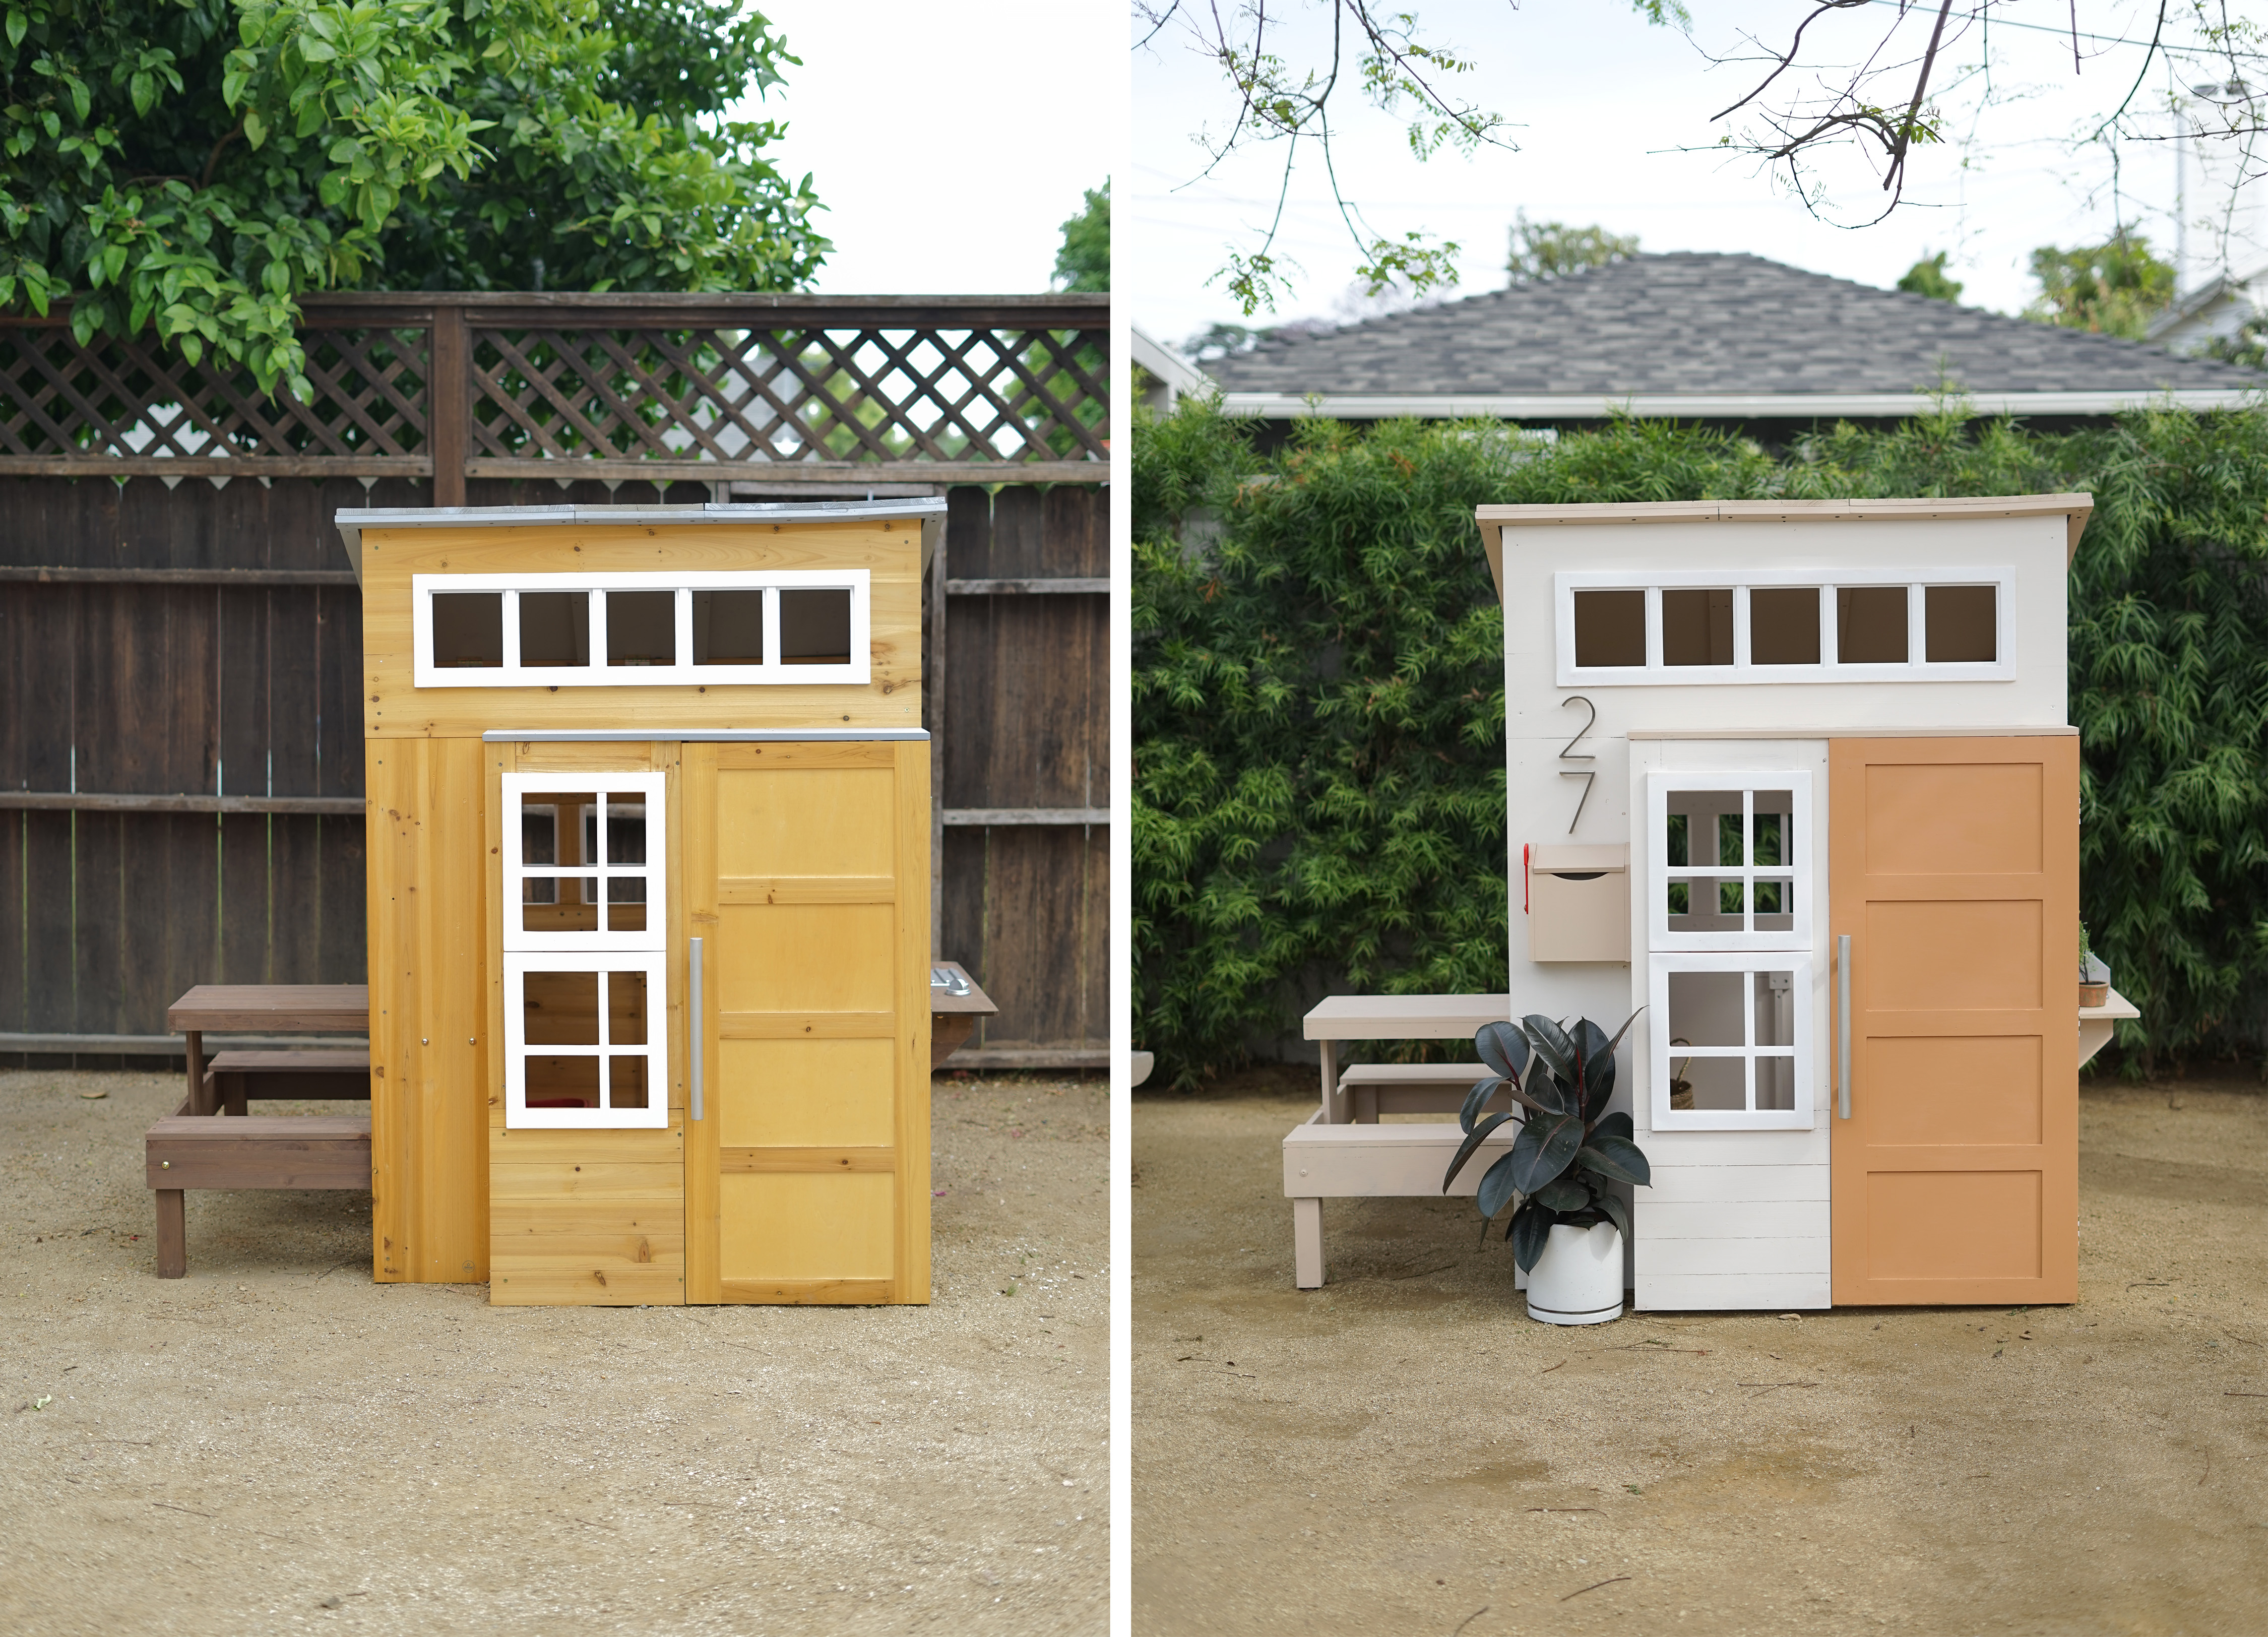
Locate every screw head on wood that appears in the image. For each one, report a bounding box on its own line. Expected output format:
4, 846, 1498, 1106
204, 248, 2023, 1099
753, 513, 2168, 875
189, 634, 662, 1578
161, 1160, 170, 1168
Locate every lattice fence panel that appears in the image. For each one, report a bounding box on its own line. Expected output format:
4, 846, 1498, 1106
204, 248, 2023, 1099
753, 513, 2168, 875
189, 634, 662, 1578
0, 326, 427, 458
467, 326, 1109, 466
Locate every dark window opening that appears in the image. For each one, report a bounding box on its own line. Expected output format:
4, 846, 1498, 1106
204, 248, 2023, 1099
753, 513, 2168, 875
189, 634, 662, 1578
605, 591, 675, 667
1836, 587, 1909, 664
520, 591, 591, 667
1663, 588, 1734, 666
1571, 588, 1646, 668
1925, 584, 1997, 662
431, 592, 502, 668
693, 589, 766, 665
779, 588, 853, 665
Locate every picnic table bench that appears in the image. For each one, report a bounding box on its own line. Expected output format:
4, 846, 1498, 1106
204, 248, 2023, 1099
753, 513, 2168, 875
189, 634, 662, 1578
149, 986, 373, 1278
1284, 994, 1521, 1289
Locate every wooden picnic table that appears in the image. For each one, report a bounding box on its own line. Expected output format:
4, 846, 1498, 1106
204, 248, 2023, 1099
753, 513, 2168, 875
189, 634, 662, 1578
1301, 993, 1513, 1122
166, 984, 370, 1116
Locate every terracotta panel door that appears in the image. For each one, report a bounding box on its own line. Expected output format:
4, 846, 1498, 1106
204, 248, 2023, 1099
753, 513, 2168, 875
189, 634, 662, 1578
1829, 736, 2078, 1305
683, 740, 931, 1304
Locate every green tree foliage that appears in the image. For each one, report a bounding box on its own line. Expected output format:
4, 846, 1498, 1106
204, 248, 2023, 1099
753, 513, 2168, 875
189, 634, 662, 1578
1505, 213, 1636, 284
2027, 233, 2174, 340
1053, 179, 1107, 292
1134, 398, 2268, 1085
1896, 249, 1962, 302
0, 0, 828, 397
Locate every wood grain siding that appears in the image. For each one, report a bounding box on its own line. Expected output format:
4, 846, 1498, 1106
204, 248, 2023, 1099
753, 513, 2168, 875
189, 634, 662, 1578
938, 484, 1107, 1057
366, 736, 491, 1283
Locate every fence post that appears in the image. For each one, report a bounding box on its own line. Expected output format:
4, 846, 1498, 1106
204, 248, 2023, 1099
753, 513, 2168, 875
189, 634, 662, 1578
428, 304, 467, 506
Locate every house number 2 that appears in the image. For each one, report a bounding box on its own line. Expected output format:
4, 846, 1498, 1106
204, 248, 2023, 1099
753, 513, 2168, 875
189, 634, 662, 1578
1559, 694, 1596, 835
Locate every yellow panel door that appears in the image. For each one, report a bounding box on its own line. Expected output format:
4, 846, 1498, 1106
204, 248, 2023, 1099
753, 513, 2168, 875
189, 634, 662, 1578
1829, 736, 2080, 1306
682, 740, 930, 1304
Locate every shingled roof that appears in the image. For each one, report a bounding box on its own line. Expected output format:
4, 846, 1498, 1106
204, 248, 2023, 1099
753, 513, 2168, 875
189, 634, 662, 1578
1202, 251, 2262, 420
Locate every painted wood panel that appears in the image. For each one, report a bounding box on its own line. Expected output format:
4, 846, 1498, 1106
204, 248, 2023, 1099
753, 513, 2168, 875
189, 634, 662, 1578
1830, 736, 2080, 1306
1638, 1164, 1833, 1204
1639, 1235, 1833, 1278
1635, 1201, 1832, 1239
1641, 1272, 1833, 1310
358, 521, 923, 738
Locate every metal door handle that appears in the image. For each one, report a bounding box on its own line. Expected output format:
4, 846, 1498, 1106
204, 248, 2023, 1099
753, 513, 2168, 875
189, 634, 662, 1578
1837, 933, 1851, 1120
689, 936, 705, 1122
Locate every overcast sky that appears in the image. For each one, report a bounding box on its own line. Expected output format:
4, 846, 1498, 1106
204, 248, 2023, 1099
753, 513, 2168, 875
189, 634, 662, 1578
759, 0, 1118, 295
1128, 0, 2251, 351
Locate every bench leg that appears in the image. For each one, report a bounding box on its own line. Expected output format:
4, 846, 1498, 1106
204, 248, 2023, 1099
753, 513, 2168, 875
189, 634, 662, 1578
1353, 1086, 1378, 1124
155, 1190, 186, 1279
1292, 1197, 1324, 1289
221, 1072, 247, 1118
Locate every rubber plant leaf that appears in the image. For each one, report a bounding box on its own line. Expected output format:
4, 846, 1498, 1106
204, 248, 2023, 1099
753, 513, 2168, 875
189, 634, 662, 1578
1476, 1149, 1523, 1222
1590, 1110, 1635, 1143
1509, 1109, 1583, 1194
1534, 1175, 1591, 1214
1596, 1187, 1632, 1245
1442, 1111, 1518, 1192
1459, 1075, 1500, 1135
1475, 1020, 1530, 1083
1573, 1132, 1652, 1187
1510, 1199, 1554, 1273
1524, 1013, 1576, 1088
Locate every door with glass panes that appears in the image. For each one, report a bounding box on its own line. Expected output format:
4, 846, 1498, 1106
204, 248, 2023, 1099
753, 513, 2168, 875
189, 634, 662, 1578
682, 740, 931, 1305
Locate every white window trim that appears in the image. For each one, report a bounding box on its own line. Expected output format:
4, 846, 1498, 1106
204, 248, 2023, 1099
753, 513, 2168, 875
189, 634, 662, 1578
1554, 566, 2014, 686
413, 569, 871, 688
503, 952, 670, 1130
1648, 953, 1814, 1131
501, 771, 667, 953
1646, 771, 1813, 953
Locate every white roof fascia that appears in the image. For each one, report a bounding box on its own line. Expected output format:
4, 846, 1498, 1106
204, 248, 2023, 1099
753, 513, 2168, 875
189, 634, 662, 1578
1216, 388, 2261, 420
1131, 327, 1212, 404
334, 497, 948, 586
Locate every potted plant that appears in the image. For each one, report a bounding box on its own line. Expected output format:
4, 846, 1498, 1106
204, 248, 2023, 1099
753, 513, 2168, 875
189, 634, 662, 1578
2078, 924, 2110, 1008
1442, 1013, 1648, 1325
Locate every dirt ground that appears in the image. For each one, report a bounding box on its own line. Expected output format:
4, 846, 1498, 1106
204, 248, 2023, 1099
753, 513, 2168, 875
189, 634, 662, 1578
0, 1067, 1106, 1636
1135, 1068, 2268, 1636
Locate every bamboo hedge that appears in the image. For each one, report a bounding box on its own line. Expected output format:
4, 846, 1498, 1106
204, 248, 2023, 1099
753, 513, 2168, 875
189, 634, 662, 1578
1132, 396, 2268, 1086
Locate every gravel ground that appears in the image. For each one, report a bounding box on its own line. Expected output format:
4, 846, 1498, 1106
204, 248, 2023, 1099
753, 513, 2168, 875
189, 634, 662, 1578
0, 1068, 1106, 1636
1135, 1067, 2268, 1636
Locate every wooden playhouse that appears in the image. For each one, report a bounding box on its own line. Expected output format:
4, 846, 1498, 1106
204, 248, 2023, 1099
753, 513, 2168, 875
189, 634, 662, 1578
340, 499, 942, 1306
1481, 494, 2130, 1310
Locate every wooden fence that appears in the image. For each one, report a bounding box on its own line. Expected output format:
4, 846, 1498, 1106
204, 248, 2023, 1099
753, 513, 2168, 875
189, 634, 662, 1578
0, 293, 1108, 1068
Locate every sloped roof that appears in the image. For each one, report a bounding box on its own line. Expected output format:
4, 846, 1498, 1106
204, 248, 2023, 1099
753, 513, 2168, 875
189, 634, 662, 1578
1202, 251, 2261, 417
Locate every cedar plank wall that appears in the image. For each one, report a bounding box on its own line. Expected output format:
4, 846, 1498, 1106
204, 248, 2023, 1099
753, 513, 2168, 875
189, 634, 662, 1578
940, 484, 1108, 1057
2, 474, 1106, 1066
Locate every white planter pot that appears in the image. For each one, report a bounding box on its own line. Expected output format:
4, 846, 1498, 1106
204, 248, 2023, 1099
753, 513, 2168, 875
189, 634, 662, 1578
1526, 1222, 1624, 1326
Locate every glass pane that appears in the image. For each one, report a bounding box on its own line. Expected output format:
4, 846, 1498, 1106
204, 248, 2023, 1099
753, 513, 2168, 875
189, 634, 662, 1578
1754, 1054, 1795, 1111
528, 794, 596, 864
603, 795, 647, 864
1668, 1053, 1746, 1112
1665, 879, 1690, 917
779, 588, 853, 664
1718, 879, 1745, 916
525, 1055, 600, 1109
521, 804, 558, 866
521, 876, 595, 932
524, 970, 599, 1045
1717, 812, 1742, 868
1665, 811, 1688, 868
1752, 970, 1795, 1047
520, 591, 591, 667
1750, 808, 1785, 867
693, 589, 765, 664
1572, 588, 1646, 667
1753, 876, 1796, 923
1836, 586, 1908, 664
431, 592, 502, 668
608, 1056, 649, 1110
1667, 968, 1744, 1047
608, 971, 648, 1046
1662, 588, 1733, 666
606, 884, 648, 933
1749, 587, 1820, 665
1925, 584, 1996, 662
605, 590, 676, 667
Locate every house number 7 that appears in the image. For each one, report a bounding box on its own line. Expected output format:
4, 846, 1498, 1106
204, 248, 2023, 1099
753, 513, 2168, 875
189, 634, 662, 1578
1559, 694, 1596, 835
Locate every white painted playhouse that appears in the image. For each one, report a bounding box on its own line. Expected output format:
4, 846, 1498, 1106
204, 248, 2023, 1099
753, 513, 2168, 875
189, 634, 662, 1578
1285, 494, 2134, 1311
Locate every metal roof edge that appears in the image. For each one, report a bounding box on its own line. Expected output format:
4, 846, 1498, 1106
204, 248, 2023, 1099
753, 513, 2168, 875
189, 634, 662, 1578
1220, 389, 2259, 418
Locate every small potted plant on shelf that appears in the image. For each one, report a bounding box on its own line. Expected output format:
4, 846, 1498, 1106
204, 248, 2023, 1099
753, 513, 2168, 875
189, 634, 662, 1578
2078, 924, 2110, 1009
1442, 1013, 1648, 1326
